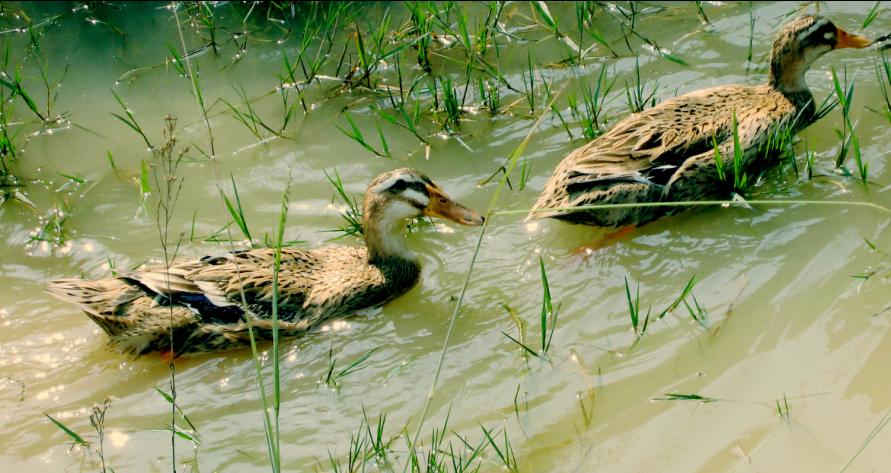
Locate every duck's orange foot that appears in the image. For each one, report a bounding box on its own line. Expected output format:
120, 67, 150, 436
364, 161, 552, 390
160, 349, 177, 364
569, 225, 638, 261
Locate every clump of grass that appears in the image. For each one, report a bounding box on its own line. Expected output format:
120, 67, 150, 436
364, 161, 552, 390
625, 276, 651, 338
480, 424, 520, 472
502, 257, 559, 360
776, 394, 791, 424
222, 84, 285, 140
477, 78, 500, 115
185, 2, 220, 54
324, 407, 502, 472
626, 275, 699, 341
336, 113, 391, 157
830, 67, 854, 167
575, 1, 618, 57
323, 344, 380, 389
376, 101, 429, 146
624, 57, 659, 113
523, 51, 538, 115
324, 168, 364, 238
28, 200, 72, 247
220, 175, 255, 246
830, 67, 868, 188
712, 112, 749, 194
730, 111, 748, 192
0, 86, 17, 178
803, 140, 816, 180
426, 71, 468, 133
518, 158, 531, 191
568, 65, 614, 140
406, 2, 434, 72
683, 291, 709, 328
873, 50, 891, 123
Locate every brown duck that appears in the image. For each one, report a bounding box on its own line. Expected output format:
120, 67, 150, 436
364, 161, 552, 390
528, 16, 870, 227
47, 168, 483, 356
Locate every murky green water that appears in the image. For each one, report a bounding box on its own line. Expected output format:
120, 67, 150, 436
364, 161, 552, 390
3, 1, 891, 471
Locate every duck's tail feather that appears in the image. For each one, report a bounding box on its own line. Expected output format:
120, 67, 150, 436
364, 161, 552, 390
46, 278, 144, 335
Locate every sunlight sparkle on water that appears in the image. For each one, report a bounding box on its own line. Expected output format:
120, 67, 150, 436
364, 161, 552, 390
321, 320, 351, 333
109, 431, 130, 448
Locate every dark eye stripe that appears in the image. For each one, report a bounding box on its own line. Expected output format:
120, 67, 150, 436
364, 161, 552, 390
801, 21, 836, 48
387, 178, 429, 196
388, 179, 409, 192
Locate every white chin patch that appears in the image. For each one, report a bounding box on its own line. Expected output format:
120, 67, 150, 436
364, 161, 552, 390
383, 200, 422, 222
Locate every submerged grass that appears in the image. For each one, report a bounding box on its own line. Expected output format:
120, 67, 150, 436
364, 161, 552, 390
324, 345, 380, 389
623, 57, 658, 113
502, 257, 559, 360
830, 67, 862, 180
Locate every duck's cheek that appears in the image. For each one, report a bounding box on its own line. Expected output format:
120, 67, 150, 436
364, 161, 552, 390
803, 45, 832, 64
381, 200, 424, 223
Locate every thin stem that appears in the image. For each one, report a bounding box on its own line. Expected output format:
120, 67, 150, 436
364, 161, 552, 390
407, 82, 567, 465
173, 3, 278, 471
494, 199, 891, 216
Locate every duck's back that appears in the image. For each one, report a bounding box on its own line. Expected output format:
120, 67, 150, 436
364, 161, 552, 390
530, 83, 807, 226
47, 246, 420, 355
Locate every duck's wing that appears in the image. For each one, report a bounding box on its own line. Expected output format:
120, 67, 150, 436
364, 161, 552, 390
120, 247, 321, 323
563, 86, 759, 186
531, 86, 779, 220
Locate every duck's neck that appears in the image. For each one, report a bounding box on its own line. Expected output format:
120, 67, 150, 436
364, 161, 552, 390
363, 210, 417, 265
768, 58, 817, 125
769, 62, 806, 93
768, 49, 819, 103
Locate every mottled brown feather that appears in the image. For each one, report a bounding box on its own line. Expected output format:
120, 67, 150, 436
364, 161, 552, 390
529, 16, 862, 227
46, 168, 483, 356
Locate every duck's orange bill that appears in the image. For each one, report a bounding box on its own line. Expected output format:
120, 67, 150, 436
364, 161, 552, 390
836, 27, 871, 49
423, 185, 484, 226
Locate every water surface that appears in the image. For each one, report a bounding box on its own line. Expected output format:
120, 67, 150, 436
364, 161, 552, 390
2, 2, 891, 471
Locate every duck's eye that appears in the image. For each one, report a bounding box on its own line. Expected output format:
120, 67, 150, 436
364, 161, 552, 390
823, 31, 834, 41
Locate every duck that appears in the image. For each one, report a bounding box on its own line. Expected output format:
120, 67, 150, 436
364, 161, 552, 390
46, 168, 484, 356
528, 16, 870, 227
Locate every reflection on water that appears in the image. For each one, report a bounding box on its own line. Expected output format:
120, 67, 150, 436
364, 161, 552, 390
1, 1, 891, 472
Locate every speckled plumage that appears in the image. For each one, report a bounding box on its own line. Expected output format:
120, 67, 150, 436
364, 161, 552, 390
529, 16, 870, 226
47, 169, 483, 356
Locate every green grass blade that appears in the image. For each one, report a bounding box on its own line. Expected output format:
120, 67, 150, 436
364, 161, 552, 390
45, 413, 88, 446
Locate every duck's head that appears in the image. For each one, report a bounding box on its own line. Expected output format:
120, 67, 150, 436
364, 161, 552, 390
769, 16, 870, 92
362, 168, 483, 261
